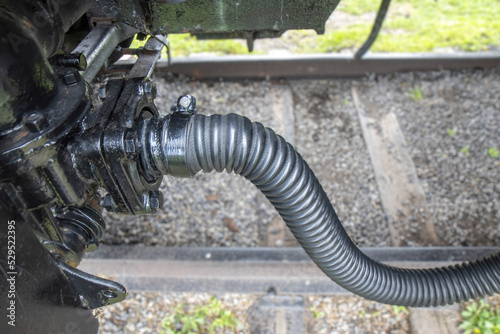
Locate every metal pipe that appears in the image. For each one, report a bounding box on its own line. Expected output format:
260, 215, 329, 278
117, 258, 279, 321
72, 24, 137, 83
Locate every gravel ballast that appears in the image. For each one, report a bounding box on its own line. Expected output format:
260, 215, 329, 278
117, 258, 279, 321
102, 68, 500, 247
97, 292, 409, 334
353, 69, 500, 246
97, 291, 500, 334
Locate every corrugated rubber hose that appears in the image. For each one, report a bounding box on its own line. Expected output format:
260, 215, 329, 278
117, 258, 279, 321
155, 112, 500, 307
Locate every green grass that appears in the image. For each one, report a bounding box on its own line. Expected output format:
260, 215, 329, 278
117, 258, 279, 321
392, 305, 409, 316
339, 0, 380, 15
167, 34, 249, 57
409, 86, 423, 101
160, 297, 239, 334
309, 306, 326, 319
459, 300, 500, 334
314, 0, 500, 53
489, 147, 500, 158
132, 0, 500, 56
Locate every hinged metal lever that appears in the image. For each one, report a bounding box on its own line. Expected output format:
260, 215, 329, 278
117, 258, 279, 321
58, 261, 127, 309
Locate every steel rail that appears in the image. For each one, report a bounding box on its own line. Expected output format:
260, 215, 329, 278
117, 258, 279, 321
129, 52, 500, 80
81, 246, 500, 295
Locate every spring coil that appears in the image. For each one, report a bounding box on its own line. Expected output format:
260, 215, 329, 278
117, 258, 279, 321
185, 113, 500, 307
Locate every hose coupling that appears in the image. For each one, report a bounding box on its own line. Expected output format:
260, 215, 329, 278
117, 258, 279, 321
138, 95, 196, 179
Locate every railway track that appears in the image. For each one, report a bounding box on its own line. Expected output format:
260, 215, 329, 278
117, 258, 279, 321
82, 246, 500, 295
121, 52, 500, 80
97, 54, 500, 333
88, 246, 500, 333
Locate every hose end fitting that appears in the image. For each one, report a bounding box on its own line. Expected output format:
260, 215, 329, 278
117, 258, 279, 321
139, 95, 196, 178
162, 113, 193, 178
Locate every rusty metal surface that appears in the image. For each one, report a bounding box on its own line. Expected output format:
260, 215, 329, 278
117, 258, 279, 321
141, 53, 500, 79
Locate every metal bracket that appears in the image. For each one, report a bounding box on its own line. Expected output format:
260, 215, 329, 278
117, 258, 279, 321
129, 35, 166, 79
58, 262, 127, 309
73, 23, 138, 82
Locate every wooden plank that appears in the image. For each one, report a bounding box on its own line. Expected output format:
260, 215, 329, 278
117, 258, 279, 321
352, 86, 441, 246
261, 85, 298, 247
409, 307, 460, 334
271, 85, 296, 146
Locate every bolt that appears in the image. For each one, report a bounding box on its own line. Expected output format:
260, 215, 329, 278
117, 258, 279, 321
98, 86, 106, 100
50, 53, 87, 71
144, 190, 162, 212
176, 95, 196, 115
267, 286, 277, 297
144, 37, 163, 52
100, 194, 115, 212
79, 296, 90, 309
124, 131, 136, 155
142, 80, 157, 101
62, 68, 81, 86
23, 112, 48, 132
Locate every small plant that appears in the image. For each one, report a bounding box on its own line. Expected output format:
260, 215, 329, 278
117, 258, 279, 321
410, 86, 423, 101
447, 128, 456, 137
309, 306, 325, 319
161, 297, 239, 334
488, 147, 500, 158
461, 146, 470, 154
392, 305, 409, 316
459, 300, 500, 334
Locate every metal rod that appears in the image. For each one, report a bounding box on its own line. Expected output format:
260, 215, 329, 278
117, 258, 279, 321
116, 53, 500, 80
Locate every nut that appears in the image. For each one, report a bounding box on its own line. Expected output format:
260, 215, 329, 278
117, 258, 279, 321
144, 190, 163, 212
176, 95, 196, 115
142, 80, 157, 101
124, 131, 136, 155
98, 86, 106, 100
99, 194, 115, 212
23, 112, 48, 132
62, 68, 81, 86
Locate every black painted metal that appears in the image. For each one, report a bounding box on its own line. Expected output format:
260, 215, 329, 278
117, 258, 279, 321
72, 78, 163, 215
58, 262, 127, 309
71, 36, 166, 215
0, 0, 93, 133
42, 206, 107, 267
0, 215, 99, 334
0, 3, 141, 332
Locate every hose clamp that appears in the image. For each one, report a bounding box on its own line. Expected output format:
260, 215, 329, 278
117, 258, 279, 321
164, 113, 192, 177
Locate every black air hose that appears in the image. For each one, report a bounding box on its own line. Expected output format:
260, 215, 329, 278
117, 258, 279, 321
146, 112, 500, 307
